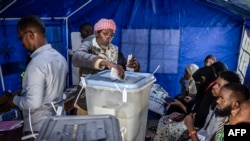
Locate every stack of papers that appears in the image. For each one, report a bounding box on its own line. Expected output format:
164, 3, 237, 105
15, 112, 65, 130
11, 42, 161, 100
0, 120, 23, 131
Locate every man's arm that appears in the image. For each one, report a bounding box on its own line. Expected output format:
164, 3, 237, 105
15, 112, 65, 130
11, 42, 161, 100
184, 114, 200, 141
13, 65, 45, 110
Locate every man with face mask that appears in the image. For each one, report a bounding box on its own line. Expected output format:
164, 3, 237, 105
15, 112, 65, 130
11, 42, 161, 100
72, 18, 140, 79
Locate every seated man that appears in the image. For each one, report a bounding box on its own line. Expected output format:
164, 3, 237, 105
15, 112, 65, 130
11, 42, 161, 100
183, 71, 242, 141
229, 100, 250, 125
185, 83, 250, 141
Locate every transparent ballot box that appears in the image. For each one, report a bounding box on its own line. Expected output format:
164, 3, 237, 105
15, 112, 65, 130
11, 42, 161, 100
85, 70, 156, 141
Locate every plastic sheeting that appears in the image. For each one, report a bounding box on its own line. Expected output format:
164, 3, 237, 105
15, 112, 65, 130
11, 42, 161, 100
68, 0, 243, 96
0, 20, 66, 94
0, 0, 246, 97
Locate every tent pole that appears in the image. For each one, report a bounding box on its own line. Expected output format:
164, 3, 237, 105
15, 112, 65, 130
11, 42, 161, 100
0, 17, 65, 21
64, 0, 92, 86
65, 0, 92, 49
0, 0, 17, 13
66, 0, 92, 19
0, 65, 5, 92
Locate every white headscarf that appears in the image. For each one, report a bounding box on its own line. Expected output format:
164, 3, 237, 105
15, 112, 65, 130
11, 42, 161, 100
186, 64, 199, 76
185, 64, 199, 95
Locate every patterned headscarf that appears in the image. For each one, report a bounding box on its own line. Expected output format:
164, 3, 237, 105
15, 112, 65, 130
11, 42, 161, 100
94, 18, 116, 32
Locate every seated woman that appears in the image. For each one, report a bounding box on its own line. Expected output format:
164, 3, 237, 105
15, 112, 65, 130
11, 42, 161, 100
203, 54, 216, 67
166, 64, 199, 115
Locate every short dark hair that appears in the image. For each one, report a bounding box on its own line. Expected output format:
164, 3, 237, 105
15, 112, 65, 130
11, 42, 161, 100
218, 71, 241, 84
17, 15, 46, 36
79, 23, 93, 32
222, 83, 250, 103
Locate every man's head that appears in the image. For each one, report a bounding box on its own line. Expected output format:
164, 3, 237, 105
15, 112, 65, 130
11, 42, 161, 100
192, 61, 228, 96
79, 23, 93, 39
212, 71, 241, 97
215, 83, 250, 117
94, 18, 116, 47
229, 100, 250, 125
17, 15, 47, 52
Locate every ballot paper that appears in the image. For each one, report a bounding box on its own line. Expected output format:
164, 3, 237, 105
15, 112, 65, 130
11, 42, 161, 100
110, 67, 124, 80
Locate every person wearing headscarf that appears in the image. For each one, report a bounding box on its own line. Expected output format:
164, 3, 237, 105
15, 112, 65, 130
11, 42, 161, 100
165, 64, 199, 115
72, 18, 140, 79
185, 64, 200, 98
153, 64, 199, 141
153, 62, 228, 141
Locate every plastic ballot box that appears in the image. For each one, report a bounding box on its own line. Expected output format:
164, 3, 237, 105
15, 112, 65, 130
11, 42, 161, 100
36, 115, 121, 141
85, 70, 156, 141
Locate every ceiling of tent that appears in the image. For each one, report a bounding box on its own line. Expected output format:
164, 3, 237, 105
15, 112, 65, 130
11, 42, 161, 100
0, 0, 90, 18
0, 0, 250, 20
196, 0, 250, 20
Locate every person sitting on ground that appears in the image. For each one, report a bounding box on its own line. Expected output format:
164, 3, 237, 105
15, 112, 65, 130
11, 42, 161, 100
72, 18, 140, 79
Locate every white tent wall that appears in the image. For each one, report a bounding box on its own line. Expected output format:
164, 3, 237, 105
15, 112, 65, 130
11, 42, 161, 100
237, 26, 250, 87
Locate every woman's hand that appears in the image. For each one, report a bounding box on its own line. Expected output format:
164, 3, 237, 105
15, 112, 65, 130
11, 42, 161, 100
100, 60, 125, 80
127, 57, 140, 71
112, 64, 125, 80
